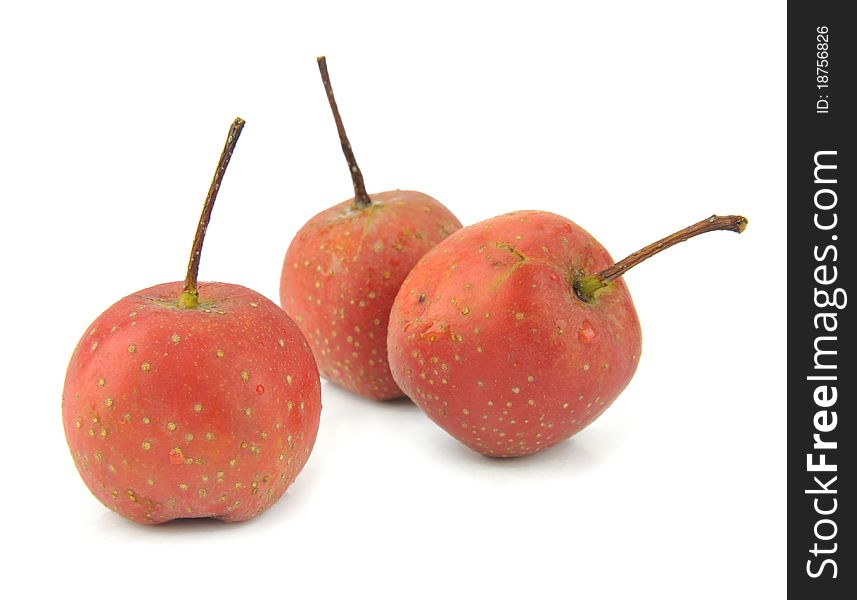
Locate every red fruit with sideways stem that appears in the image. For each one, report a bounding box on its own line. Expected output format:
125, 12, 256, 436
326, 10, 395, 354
63, 118, 321, 523
280, 56, 462, 400
388, 211, 748, 457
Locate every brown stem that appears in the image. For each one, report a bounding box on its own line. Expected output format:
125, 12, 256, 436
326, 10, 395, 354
179, 117, 245, 308
575, 214, 748, 302
317, 56, 371, 209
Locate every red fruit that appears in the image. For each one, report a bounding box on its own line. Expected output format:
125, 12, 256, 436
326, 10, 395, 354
63, 283, 320, 523
280, 57, 461, 400
62, 119, 321, 523
387, 210, 747, 457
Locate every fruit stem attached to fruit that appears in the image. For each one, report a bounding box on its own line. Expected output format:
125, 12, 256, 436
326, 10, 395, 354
179, 117, 246, 309
317, 56, 372, 209
574, 214, 748, 303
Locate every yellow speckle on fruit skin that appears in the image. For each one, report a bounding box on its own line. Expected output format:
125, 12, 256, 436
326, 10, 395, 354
193, 404, 203, 413
241, 370, 250, 382
167, 422, 177, 431
171, 334, 181, 344
141, 362, 151, 372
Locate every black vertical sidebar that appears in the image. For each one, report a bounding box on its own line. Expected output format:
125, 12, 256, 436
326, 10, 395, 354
788, 2, 855, 597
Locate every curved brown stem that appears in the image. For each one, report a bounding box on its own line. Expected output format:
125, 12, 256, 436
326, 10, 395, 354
179, 117, 245, 308
575, 214, 748, 302
317, 56, 371, 209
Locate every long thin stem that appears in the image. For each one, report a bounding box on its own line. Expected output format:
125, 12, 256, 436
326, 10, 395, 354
575, 214, 748, 302
179, 117, 245, 309
317, 56, 371, 209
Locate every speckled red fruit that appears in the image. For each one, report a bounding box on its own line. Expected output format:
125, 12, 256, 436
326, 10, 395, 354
62, 282, 321, 523
387, 210, 642, 457
280, 190, 461, 400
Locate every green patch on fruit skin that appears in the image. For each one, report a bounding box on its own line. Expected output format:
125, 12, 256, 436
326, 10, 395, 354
494, 241, 527, 262
489, 241, 529, 289
573, 272, 614, 303
335, 198, 387, 223
138, 294, 222, 313
177, 291, 199, 309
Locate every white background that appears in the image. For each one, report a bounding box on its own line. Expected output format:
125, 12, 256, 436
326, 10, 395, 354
0, 2, 785, 598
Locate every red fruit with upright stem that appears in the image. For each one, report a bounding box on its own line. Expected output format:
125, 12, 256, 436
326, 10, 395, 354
62, 119, 321, 523
280, 57, 461, 400
387, 211, 747, 457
